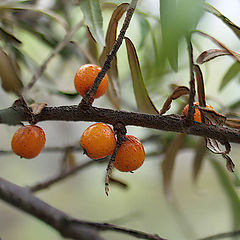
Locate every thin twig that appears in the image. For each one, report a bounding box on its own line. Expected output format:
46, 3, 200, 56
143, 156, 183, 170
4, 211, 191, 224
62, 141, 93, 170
80, 0, 139, 106
0, 177, 167, 240
24, 19, 84, 92
71, 219, 166, 240
0, 146, 82, 155
70, 41, 97, 64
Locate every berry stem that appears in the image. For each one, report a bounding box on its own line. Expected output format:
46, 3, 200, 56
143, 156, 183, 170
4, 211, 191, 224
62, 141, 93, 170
80, 0, 139, 107
105, 123, 127, 196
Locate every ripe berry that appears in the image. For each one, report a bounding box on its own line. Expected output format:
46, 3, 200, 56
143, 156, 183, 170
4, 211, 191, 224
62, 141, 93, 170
80, 123, 116, 159
74, 64, 108, 98
114, 135, 145, 172
11, 125, 46, 159
182, 102, 214, 123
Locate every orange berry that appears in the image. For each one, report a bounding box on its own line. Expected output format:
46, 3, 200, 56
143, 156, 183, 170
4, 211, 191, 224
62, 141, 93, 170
182, 102, 214, 123
114, 135, 145, 172
74, 64, 108, 98
80, 123, 116, 159
11, 125, 46, 159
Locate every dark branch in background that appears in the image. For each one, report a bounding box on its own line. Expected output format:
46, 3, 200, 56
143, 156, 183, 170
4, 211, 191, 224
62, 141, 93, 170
0, 177, 166, 240
1, 104, 240, 144
80, 0, 139, 106
186, 39, 196, 123
28, 159, 97, 192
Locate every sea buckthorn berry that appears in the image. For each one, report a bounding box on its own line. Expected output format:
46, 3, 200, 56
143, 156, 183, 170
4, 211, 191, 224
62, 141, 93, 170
80, 123, 116, 159
74, 64, 108, 98
114, 135, 145, 172
182, 102, 214, 123
11, 125, 46, 159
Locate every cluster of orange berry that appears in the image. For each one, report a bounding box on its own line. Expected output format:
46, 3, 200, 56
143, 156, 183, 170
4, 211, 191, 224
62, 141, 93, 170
10, 64, 215, 172
80, 122, 145, 172
11, 64, 145, 172
75, 64, 145, 172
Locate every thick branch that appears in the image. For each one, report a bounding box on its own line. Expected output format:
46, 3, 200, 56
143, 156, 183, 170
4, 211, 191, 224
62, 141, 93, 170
1, 105, 240, 144
0, 177, 166, 240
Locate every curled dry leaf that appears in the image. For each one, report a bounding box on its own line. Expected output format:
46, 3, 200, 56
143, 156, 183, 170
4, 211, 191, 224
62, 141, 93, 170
206, 138, 234, 172
196, 49, 230, 64
197, 106, 226, 126
195, 31, 240, 62
225, 118, 240, 129
159, 86, 189, 115
29, 102, 47, 115
222, 154, 235, 173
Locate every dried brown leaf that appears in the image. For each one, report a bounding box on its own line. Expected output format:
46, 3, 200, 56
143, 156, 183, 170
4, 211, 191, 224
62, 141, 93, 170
99, 3, 129, 109
159, 86, 189, 115
161, 133, 186, 200
194, 65, 206, 107
0, 47, 23, 95
196, 49, 230, 64
195, 31, 240, 62
222, 154, 235, 173
206, 138, 234, 172
198, 106, 226, 126
29, 102, 47, 115
125, 37, 158, 114
225, 118, 240, 129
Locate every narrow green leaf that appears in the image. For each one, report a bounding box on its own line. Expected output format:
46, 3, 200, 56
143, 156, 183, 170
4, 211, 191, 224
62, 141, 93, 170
219, 61, 240, 91
0, 47, 23, 95
160, 0, 178, 72
160, 0, 204, 72
161, 133, 186, 199
210, 158, 240, 228
205, 3, 240, 40
80, 0, 105, 45
57, 90, 79, 99
125, 37, 158, 114
137, 14, 151, 50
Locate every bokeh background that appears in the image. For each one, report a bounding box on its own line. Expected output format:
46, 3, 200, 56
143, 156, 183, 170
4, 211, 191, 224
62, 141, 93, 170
0, 0, 240, 239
